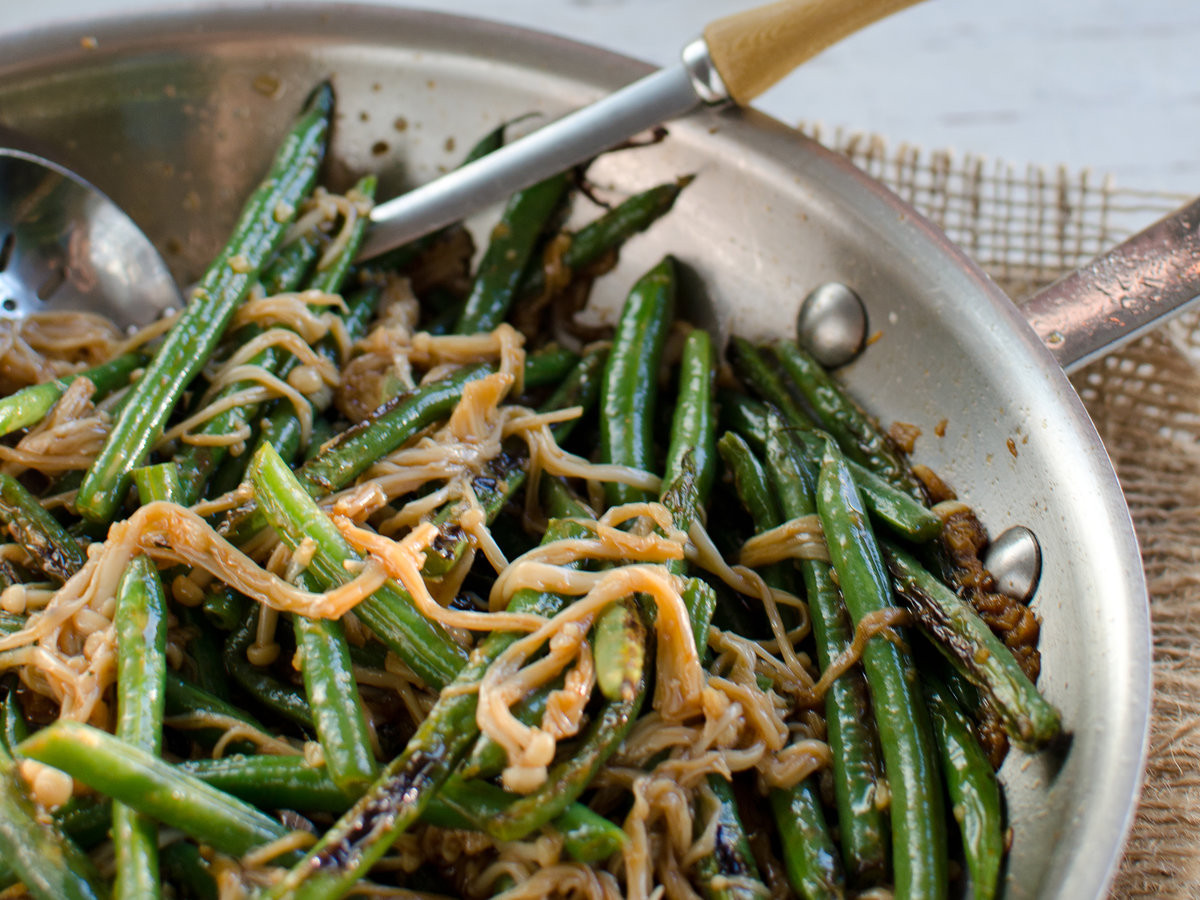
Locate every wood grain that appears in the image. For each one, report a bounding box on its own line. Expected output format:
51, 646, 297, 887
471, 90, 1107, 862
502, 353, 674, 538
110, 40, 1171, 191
703, 0, 924, 103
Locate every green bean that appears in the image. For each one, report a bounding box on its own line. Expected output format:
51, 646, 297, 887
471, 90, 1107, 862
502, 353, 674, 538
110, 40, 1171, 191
840, 460, 941, 542
247, 442, 467, 690
293, 573, 378, 794
54, 795, 114, 851
599, 256, 676, 507
773, 340, 924, 499
0, 351, 146, 439
0, 792, 111, 890
113, 554, 168, 900
421, 343, 606, 578
304, 416, 337, 460
263, 481, 593, 899
163, 668, 264, 748
297, 361, 492, 495
0, 472, 85, 584
663, 329, 717, 530
248, 281, 383, 470
177, 606, 234, 709
460, 120, 514, 164
554, 804, 628, 865
77, 83, 333, 523
722, 376, 940, 542
0, 612, 24, 636
521, 343, 581, 389
588, 273, 689, 838
0, 743, 105, 900
132, 462, 182, 504
923, 674, 1003, 900
491, 875, 517, 896
593, 598, 645, 701
683, 575, 718, 662
421, 295, 466, 336
181, 752, 622, 863
261, 232, 322, 294
166, 666, 250, 724
718, 430, 842, 898
728, 336, 819, 431
1, 689, 27, 756
182, 755, 352, 813
20, 721, 299, 862
428, 775, 626, 864
716, 430, 796, 635
224, 607, 314, 729
203, 449, 253, 501
159, 841, 218, 900
220, 359, 490, 543
718, 431, 781, 532
815, 439, 946, 899
482, 676, 645, 843
659, 330, 718, 651
307, 174, 377, 294
198, 584, 246, 633
883, 543, 1061, 749
227, 344, 574, 546
518, 178, 691, 300
769, 785, 845, 900
454, 173, 570, 333
694, 775, 764, 900
459, 681, 554, 780
176, 349, 285, 502
764, 421, 889, 885
174, 175, 378, 505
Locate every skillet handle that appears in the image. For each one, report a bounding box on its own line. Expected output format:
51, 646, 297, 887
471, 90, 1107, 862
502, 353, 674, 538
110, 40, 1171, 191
703, 0, 925, 104
1021, 197, 1200, 373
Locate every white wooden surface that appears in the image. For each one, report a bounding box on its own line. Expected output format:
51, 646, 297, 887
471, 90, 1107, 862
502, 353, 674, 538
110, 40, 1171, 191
9, 0, 1199, 194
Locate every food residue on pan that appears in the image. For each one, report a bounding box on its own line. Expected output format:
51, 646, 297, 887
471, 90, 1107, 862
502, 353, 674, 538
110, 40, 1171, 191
1007, 437, 1019, 458
935, 418, 948, 437
888, 421, 922, 454
252, 74, 283, 99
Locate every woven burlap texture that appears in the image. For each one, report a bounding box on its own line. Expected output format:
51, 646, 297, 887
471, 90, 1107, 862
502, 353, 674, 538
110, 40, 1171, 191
804, 125, 1198, 897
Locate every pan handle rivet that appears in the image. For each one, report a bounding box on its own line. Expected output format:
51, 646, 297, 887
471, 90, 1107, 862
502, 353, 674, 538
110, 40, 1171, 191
983, 525, 1042, 602
797, 282, 867, 368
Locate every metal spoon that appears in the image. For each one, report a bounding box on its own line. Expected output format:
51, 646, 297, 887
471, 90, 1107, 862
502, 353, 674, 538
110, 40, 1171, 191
0, 148, 180, 330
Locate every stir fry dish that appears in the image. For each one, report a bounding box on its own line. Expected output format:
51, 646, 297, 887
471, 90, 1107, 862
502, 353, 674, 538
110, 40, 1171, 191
0, 83, 1059, 900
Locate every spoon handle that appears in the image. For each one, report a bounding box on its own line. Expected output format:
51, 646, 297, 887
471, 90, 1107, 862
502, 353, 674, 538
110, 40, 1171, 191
359, 0, 925, 260
704, 0, 926, 103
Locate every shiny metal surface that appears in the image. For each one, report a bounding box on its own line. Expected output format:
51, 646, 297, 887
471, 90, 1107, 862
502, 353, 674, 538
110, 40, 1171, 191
796, 281, 867, 367
984, 526, 1043, 603
359, 60, 702, 259
0, 6, 1150, 899
680, 38, 732, 107
1024, 195, 1200, 372
0, 149, 178, 329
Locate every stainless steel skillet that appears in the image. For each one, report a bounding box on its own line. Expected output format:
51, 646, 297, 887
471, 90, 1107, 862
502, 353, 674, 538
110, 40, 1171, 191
0, 5, 1152, 898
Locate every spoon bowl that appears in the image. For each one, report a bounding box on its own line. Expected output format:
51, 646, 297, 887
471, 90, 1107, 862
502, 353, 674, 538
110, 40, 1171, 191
0, 148, 179, 330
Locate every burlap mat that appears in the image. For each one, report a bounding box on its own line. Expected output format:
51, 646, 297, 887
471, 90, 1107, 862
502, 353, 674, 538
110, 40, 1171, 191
802, 125, 1198, 897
